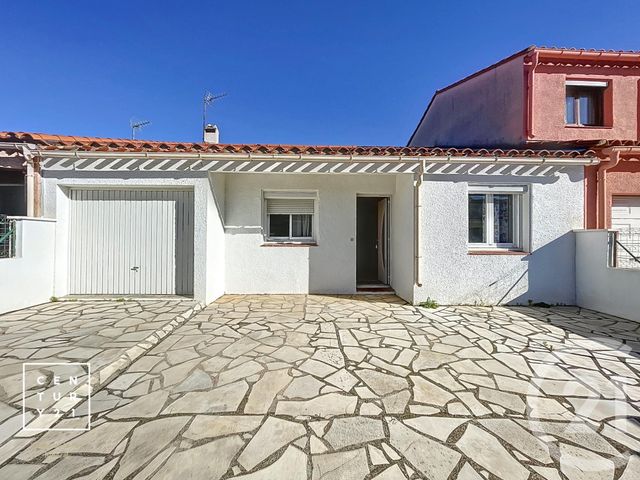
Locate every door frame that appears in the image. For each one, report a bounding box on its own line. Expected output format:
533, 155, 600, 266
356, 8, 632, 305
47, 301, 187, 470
355, 194, 391, 287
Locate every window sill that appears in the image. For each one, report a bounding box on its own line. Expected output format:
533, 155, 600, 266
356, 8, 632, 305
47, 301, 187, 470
261, 242, 318, 247
468, 249, 528, 256
564, 124, 612, 130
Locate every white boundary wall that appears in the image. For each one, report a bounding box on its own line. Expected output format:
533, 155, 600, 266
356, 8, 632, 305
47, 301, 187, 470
576, 230, 640, 321
0, 217, 56, 314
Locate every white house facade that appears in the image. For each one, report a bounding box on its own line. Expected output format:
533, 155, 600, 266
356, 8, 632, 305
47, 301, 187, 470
0, 132, 597, 308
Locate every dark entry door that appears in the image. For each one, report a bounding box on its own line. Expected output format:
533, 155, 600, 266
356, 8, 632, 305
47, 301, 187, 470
356, 196, 389, 285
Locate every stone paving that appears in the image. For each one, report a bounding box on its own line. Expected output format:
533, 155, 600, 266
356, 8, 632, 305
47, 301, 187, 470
2, 295, 640, 479
0, 299, 199, 460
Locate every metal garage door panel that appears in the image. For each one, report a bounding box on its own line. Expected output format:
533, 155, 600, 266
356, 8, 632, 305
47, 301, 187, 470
69, 189, 194, 295
612, 196, 640, 231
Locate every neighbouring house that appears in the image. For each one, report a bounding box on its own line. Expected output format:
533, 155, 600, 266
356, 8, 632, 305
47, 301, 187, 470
408, 45, 640, 232
0, 130, 596, 307
0, 150, 28, 216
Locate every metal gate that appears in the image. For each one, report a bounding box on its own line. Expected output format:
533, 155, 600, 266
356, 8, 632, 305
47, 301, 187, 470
69, 188, 194, 295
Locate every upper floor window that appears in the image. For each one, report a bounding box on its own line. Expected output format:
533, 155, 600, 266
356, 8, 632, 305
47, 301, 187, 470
565, 80, 607, 127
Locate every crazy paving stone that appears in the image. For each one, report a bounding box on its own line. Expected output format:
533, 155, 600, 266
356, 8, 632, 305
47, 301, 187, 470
183, 415, 263, 440
325, 368, 359, 392
299, 359, 337, 378
107, 390, 169, 419
161, 358, 202, 386
479, 387, 526, 413
371, 464, 407, 480
559, 443, 615, 480
171, 369, 213, 393
154, 435, 245, 480
50, 421, 138, 455
422, 368, 465, 391
312, 447, 370, 480
387, 418, 461, 479
113, 417, 189, 480
403, 417, 467, 442
479, 418, 553, 464
411, 375, 454, 406
244, 369, 293, 414
284, 375, 324, 399
311, 349, 345, 368
457, 463, 484, 480
324, 417, 385, 450
237, 417, 306, 471
31, 455, 103, 480
368, 444, 388, 465
382, 390, 410, 414
412, 350, 457, 370
619, 455, 640, 480
233, 445, 307, 480
356, 370, 408, 396
276, 392, 358, 417
163, 380, 248, 413
456, 424, 530, 480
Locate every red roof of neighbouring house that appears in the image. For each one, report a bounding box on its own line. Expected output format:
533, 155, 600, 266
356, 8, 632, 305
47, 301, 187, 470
0, 131, 595, 159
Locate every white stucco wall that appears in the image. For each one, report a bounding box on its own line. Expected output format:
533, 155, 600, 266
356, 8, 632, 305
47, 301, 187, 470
221, 173, 407, 296
576, 230, 640, 321
32, 162, 587, 307
414, 166, 584, 305
390, 175, 415, 302
41, 172, 223, 303
0, 218, 56, 314
207, 174, 226, 302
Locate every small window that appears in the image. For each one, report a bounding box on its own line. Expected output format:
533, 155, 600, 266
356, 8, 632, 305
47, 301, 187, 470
565, 83, 605, 126
264, 193, 315, 242
468, 187, 526, 250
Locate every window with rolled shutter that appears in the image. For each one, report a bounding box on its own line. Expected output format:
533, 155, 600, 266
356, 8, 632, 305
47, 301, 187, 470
263, 192, 316, 241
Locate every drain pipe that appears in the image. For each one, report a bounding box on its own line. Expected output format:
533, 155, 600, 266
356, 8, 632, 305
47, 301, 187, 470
20, 146, 39, 217
414, 159, 425, 288
24, 155, 35, 217
596, 148, 621, 229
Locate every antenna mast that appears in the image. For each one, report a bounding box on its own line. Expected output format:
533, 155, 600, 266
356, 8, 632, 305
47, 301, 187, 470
130, 118, 151, 140
203, 91, 227, 139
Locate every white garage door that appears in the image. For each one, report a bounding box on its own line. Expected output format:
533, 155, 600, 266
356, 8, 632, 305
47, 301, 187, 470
612, 196, 640, 231
69, 189, 194, 295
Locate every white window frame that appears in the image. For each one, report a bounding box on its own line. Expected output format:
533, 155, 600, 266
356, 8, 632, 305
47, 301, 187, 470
468, 185, 529, 251
565, 80, 607, 127
263, 190, 318, 243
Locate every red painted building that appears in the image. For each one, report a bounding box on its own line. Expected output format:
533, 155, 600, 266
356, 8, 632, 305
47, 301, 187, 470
409, 46, 640, 230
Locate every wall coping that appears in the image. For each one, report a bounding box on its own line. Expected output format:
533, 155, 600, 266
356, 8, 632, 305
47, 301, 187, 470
7, 216, 57, 223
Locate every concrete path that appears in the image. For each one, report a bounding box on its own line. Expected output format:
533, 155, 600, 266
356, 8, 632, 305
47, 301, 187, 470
1, 295, 640, 479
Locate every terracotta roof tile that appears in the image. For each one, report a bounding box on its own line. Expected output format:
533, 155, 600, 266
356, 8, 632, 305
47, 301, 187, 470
535, 45, 640, 55
0, 131, 595, 159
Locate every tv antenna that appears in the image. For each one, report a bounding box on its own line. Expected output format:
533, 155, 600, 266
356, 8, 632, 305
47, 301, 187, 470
203, 91, 227, 131
130, 118, 151, 140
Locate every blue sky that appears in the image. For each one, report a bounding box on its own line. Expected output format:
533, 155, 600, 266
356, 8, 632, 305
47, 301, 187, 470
3, 1, 639, 146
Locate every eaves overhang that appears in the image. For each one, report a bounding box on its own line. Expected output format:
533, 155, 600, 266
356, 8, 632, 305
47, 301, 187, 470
32, 148, 599, 175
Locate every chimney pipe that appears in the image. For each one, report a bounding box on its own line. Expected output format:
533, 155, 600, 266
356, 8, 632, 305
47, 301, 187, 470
203, 124, 219, 144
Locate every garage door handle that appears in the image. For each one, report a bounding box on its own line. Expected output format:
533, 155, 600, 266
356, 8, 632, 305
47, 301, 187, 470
130, 266, 139, 272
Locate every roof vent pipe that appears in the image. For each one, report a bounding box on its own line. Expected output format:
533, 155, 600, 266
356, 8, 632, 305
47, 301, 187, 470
204, 124, 219, 144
